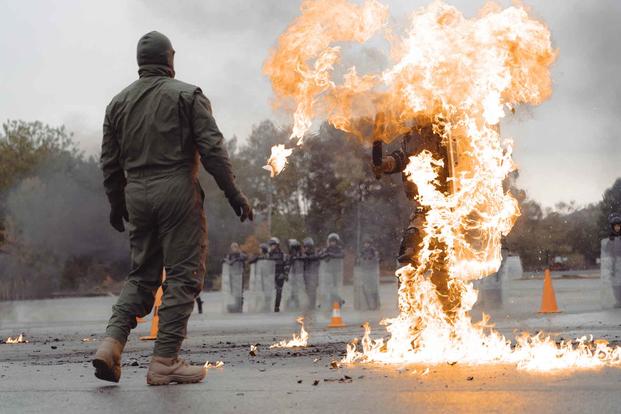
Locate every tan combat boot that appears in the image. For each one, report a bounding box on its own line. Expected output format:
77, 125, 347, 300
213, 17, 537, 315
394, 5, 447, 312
92, 337, 124, 383
146, 356, 207, 385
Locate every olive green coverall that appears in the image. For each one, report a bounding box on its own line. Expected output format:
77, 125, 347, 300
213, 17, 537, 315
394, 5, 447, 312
101, 32, 249, 357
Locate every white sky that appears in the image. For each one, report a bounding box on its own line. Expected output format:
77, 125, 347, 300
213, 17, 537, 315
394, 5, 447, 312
1, 0, 619, 208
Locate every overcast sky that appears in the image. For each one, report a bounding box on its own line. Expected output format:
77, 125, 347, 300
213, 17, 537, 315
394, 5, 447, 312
1, 0, 619, 208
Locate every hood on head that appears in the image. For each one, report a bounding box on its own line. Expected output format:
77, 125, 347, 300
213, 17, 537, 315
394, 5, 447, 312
137, 31, 175, 74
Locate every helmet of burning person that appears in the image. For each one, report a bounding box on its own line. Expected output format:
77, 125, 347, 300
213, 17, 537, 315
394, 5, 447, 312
327, 233, 341, 244
303, 237, 315, 247
609, 213, 621, 226
268, 237, 280, 246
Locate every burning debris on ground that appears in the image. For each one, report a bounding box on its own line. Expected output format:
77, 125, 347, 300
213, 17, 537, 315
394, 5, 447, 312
5, 334, 29, 344
269, 317, 310, 349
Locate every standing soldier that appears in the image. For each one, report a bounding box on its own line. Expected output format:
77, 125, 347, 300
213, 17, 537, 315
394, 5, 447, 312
267, 237, 288, 312
94, 31, 252, 385
302, 237, 320, 310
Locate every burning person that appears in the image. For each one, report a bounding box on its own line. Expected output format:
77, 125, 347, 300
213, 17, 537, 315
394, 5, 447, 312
371, 123, 458, 313
267, 237, 289, 312
95, 31, 253, 385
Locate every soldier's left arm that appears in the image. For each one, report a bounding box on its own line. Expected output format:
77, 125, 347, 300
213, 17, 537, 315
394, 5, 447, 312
100, 107, 126, 208
190, 90, 252, 221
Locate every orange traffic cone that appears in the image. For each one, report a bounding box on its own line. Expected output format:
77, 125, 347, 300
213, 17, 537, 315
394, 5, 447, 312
140, 271, 166, 340
539, 268, 560, 313
327, 302, 346, 328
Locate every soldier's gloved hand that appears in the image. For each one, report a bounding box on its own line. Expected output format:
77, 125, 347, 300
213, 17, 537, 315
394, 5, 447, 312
109, 200, 129, 232
228, 192, 253, 222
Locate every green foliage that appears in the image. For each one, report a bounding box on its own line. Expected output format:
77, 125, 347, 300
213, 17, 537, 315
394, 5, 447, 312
0, 120, 79, 194
506, 187, 611, 270
1, 117, 619, 299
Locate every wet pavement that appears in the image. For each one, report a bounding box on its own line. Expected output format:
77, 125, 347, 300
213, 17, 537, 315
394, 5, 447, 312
1, 271, 621, 413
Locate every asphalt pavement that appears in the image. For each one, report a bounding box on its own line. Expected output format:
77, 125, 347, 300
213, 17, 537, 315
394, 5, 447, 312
1, 271, 621, 414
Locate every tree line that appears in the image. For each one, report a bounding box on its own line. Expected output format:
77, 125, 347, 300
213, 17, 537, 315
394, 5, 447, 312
0, 119, 619, 300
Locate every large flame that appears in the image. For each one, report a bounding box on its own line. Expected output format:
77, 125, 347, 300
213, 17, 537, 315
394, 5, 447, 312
264, 0, 621, 371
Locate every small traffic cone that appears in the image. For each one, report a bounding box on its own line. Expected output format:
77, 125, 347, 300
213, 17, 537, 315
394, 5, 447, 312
141, 271, 166, 340
539, 268, 560, 313
327, 302, 346, 328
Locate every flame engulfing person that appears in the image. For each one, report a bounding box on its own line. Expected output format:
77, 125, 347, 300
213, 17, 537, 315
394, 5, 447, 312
270, 317, 309, 349
263, 0, 621, 371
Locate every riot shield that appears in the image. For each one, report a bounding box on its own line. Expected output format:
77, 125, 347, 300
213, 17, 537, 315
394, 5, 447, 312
245, 259, 275, 313
318, 257, 344, 311
303, 258, 320, 311
244, 261, 261, 313
354, 256, 381, 311
282, 257, 308, 311
221, 260, 244, 313
504, 255, 524, 281
473, 264, 503, 309
601, 238, 621, 309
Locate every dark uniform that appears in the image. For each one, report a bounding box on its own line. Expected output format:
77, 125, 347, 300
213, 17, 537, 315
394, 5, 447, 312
302, 237, 320, 310
286, 239, 304, 309
101, 31, 252, 358
268, 238, 289, 312
321, 233, 345, 260
373, 124, 458, 314
609, 213, 621, 240
358, 240, 379, 262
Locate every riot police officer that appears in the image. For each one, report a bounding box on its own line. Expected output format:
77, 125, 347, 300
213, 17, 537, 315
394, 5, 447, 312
225, 242, 247, 264
268, 237, 288, 312
322, 233, 345, 259
610, 213, 621, 240
358, 238, 379, 262
302, 237, 320, 310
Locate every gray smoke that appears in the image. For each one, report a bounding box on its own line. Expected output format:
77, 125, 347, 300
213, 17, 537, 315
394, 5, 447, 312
0, 157, 127, 298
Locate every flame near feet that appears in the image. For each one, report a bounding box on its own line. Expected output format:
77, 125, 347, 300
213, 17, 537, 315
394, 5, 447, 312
270, 317, 310, 349
204, 360, 224, 369
343, 267, 621, 371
